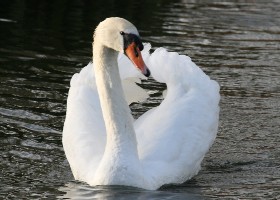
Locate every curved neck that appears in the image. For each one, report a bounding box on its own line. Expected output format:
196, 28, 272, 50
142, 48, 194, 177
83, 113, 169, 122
93, 42, 139, 159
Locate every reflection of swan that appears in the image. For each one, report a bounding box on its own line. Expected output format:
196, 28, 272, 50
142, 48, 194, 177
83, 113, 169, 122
59, 183, 205, 199
63, 17, 220, 190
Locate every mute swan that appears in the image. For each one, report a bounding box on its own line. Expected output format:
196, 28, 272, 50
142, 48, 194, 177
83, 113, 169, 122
62, 17, 220, 190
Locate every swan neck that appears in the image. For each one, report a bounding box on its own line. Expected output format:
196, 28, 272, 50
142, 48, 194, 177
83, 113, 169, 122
92, 42, 138, 156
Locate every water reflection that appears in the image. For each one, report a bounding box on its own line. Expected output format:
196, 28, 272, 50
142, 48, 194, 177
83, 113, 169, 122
59, 183, 206, 200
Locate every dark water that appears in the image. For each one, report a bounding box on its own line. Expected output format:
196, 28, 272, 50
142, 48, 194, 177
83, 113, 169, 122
1, 0, 280, 199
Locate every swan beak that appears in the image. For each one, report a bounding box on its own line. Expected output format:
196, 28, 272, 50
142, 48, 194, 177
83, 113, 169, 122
125, 42, 150, 77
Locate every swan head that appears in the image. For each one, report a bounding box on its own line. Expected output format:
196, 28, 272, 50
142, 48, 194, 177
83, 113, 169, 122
94, 17, 150, 77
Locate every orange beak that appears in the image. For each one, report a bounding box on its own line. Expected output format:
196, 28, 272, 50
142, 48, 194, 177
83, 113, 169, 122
125, 42, 150, 77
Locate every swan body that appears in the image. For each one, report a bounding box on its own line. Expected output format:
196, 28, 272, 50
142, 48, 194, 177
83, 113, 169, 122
63, 17, 220, 190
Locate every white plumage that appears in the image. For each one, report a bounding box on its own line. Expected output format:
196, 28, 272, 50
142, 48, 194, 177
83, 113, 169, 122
63, 17, 220, 190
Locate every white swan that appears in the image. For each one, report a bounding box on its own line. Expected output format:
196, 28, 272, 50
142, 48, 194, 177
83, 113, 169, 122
62, 17, 220, 190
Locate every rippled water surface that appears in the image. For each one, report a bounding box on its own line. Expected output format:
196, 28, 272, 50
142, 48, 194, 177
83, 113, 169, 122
1, 0, 280, 199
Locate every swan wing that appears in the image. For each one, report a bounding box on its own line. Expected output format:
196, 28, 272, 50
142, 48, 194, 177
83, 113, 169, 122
62, 63, 106, 182
135, 47, 220, 188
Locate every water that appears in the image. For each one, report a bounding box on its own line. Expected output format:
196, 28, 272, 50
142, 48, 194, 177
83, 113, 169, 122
0, 0, 279, 199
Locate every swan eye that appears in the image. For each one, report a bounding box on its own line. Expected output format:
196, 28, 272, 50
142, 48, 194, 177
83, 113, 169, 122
120, 31, 125, 35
